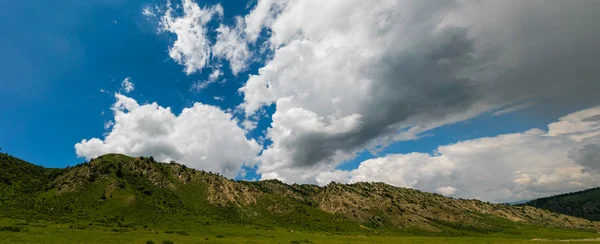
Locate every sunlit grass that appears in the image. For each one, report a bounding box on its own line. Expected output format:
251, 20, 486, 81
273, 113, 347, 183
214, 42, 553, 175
1, 217, 598, 244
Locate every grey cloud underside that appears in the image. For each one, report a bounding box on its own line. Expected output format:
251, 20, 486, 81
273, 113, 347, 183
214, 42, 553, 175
287, 28, 481, 167
570, 144, 600, 173
583, 115, 600, 123
260, 0, 600, 169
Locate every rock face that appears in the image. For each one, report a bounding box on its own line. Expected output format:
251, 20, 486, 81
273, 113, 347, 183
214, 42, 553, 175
1, 152, 599, 234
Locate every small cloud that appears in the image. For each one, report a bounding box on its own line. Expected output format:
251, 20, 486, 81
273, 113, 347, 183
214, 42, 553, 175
238, 168, 247, 178
492, 102, 534, 116
158, 1, 223, 74
104, 120, 114, 130
213, 96, 225, 101
241, 120, 258, 131
113, 20, 118, 24
191, 69, 222, 92
100, 111, 105, 116
99, 89, 109, 94
142, 6, 156, 18
436, 186, 458, 196
121, 77, 134, 93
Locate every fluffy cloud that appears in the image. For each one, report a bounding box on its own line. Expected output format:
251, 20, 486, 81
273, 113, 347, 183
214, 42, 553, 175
157, 0, 256, 76
242, 0, 286, 43
237, 0, 600, 179
75, 94, 261, 178
312, 106, 600, 203
212, 17, 251, 75
120, 77, 134, 93
159, 0, 223, 75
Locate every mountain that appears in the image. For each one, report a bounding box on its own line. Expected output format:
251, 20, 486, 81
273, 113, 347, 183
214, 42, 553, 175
524, 187, 600, 221
1, 152, 598, 236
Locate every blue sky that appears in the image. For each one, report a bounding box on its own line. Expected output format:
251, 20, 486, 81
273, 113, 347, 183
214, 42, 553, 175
1, 0, 252, 167
1, 0, 600, 203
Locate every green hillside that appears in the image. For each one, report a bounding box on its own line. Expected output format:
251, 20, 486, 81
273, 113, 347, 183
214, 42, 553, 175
525, 187, 600, 221
0, 153, 599, 243
0, 153, 62, 209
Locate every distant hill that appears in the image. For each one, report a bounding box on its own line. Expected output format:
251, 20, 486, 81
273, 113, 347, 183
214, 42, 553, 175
524, 187, 600, 221
1, 152, 598, 235
506, 199, 530, 206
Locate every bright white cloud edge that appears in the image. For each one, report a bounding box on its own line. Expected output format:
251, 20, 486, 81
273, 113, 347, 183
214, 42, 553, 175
75, 93, 261, 178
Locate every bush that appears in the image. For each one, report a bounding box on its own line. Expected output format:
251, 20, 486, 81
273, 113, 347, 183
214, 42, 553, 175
0, 226, 22, 232
290, 240, 314, 244
162, 240, 174, 244
216, 235, 225, 238
146, 241, 155, 244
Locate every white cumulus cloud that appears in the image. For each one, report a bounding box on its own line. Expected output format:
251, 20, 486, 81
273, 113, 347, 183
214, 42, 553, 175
212, 17, 251, 75
75, 93, 261, 178
159, 0, 223, 75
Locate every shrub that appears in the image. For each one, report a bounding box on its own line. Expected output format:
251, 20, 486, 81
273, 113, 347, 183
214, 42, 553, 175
0, 226, 22, 232
162, 240, 174, 244
146, 241, 155, 244
216, 235, 225, 238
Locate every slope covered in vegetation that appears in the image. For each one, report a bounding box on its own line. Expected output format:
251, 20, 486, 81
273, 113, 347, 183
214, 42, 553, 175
0, 153, 598, 238
525, 187, 600, 221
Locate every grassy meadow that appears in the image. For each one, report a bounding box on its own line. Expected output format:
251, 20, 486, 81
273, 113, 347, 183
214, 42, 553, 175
1, 217, 599, 244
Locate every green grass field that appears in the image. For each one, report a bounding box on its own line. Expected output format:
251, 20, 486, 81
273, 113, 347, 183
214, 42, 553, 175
1, 217, 598, 244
